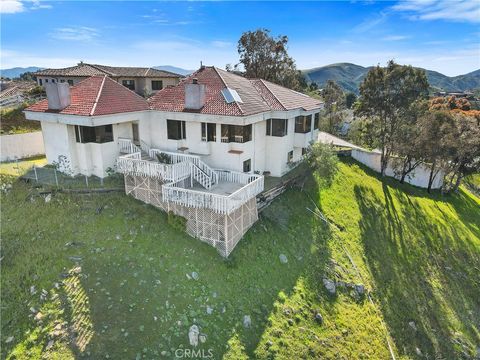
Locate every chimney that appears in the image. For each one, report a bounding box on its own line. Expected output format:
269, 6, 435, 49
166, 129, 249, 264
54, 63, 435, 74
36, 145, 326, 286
45, 82, 71, 110
185, 78, 205, 110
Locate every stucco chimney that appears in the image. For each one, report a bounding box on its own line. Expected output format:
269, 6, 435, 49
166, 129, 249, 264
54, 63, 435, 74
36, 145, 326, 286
185, 78, 205, 110
45, 82, 71, 110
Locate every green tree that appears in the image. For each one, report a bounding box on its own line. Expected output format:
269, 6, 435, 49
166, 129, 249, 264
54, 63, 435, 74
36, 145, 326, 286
320, 80, 345, 135
306, 142, 339, 188
345, 92, 357, 109
355, 60, 429, 176
237, 29, 303, 90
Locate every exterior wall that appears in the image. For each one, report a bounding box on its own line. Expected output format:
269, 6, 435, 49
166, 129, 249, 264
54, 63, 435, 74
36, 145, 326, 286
36, 76, 87, 86
0, 132, 45, 161
351, 149, 444, 189
41, 122, 74, 173
144, 109, 320, 177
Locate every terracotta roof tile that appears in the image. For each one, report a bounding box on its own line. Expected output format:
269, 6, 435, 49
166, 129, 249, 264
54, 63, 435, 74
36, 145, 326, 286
25, 76, 149, 116
149, 66, 322, 116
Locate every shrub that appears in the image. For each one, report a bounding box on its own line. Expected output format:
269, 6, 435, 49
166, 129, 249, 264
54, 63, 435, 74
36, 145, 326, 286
167, 211, 186, 232
305, 142, 339, 188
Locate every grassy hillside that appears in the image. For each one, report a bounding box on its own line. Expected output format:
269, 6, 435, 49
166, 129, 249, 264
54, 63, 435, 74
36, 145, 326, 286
1, 159, 479, 359
303, 63, 480, 93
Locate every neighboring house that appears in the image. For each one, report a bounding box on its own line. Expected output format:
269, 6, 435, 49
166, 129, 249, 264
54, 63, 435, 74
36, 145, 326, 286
34, 62, 183, 96
24, 66, 323, 256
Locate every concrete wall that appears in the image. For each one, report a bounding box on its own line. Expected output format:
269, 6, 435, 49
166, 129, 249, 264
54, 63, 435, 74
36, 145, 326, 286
0, 132, 45, 161
351, 149, 444, 189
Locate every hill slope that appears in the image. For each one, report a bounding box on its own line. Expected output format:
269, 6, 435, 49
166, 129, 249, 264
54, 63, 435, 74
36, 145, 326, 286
2, 158, 479, 359
0, 67, 43, 79
303, 63, 480, 93
153, 65, 193, 76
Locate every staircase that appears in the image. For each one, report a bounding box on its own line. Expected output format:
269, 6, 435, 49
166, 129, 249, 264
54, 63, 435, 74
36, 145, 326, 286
191, 162, 215, 190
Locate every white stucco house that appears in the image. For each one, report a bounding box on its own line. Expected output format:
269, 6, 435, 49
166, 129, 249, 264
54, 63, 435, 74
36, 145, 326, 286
24, 66, 323, 256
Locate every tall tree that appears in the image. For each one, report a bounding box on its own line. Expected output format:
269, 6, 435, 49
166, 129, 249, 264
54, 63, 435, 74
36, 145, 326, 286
237, 29, 303, 90
320, 80, 345, 134
345, 92, 357, 109
355, 60, 429, 176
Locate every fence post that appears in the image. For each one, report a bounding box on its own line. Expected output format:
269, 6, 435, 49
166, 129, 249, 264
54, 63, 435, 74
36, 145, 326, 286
54, 168, 59, 186
16, 159, 20, 176
100, 177, 104, 187
85, 175, 89, 188
33, 165, 38, 182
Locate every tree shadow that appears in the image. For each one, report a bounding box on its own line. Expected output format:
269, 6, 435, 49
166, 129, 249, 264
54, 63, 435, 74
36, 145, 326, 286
354, 183, 480, 359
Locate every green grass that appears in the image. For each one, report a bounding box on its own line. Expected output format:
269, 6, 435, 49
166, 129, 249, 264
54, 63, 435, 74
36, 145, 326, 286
1, 158, 479, 359
0, 156, 47, 176
0, 103, 41, 135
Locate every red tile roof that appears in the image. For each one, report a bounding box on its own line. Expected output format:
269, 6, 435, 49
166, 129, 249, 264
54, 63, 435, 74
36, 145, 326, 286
149, 66, 322, 116
25, 76, 149, 116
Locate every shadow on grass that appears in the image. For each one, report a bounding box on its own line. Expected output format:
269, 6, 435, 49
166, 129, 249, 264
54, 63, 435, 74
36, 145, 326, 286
354, 181, 480, 359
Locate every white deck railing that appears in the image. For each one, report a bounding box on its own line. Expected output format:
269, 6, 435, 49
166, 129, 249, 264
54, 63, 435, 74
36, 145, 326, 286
118, 138, 140, 154
117, 144, 264, 214
162, 171, 263, 214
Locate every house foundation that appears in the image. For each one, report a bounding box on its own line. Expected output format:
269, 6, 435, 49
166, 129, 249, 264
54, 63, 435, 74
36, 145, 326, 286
124, 174, 258, 257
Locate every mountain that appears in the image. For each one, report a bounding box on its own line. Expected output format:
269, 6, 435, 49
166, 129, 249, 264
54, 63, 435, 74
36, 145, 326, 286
153, 65, 193, 76
303, 63, 480, 94
0, 67, 43, 79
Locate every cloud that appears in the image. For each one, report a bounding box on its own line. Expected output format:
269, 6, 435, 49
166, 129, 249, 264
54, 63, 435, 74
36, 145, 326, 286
211, 40, 232, 48
382, 35, 410, 41
0, 0, 24, 13
392, 0, 480, 23
353, 11, 390, 32
50, 26, 99, 42
0, 0, 51, 13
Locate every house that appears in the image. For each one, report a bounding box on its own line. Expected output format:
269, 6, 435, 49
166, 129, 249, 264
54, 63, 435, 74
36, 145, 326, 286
24, 66, 323, 256
34, 62, 183, 96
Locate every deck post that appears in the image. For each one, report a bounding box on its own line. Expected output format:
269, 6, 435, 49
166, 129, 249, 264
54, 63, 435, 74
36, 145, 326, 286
54, 168, 59, 186
33, 165, 38, 182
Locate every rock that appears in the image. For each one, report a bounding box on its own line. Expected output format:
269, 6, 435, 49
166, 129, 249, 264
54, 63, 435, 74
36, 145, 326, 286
415, 347, 422, 356
279, 254, 288, 264
323, 278, 336, 295
206, 306, 213, 315
199, 334, 207, 343
243, 315, 252, 328
34, 312, 44, 321
45, 194, 52, 203
115, 234, 121, 240
354, 284, 365, 296
188, 325, 199, 347
314, 312, 323, 325
46, 340, 54, 350
191, 272, 199, 280
408, 321, 417, 332
5, 336, 14, 343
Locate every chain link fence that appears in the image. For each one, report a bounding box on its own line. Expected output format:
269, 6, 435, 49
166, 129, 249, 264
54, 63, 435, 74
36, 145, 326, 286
19, 163, 124, 190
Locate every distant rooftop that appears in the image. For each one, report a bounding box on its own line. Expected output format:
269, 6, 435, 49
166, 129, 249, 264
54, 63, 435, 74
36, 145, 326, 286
34, 63, 183, 78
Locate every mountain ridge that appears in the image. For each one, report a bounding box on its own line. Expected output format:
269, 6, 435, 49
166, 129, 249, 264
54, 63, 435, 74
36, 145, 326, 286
303, 62, 480, 93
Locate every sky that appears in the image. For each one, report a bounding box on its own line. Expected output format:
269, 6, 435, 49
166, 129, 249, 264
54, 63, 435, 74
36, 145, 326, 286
1, 0, 479, 76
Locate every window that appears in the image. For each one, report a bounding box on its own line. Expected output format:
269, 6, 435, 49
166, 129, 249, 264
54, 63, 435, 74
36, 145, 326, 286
60, 79, 65, 83
287, 150, 293, 163
39, 79, 43, 86
45, 79, 48, 83
67, 80, 74, 86
221, 124, 252, 143
152, 80, 163, 91
51, 79, 56, 83
243, 159, 251, 173
122, 79, 135, 91
167, 120, 186, 140
266, 118, 288, 137
201, 123, 216, 142
314, 113, 320, 130
74, 125, 113, 144
295, 115, 312, 133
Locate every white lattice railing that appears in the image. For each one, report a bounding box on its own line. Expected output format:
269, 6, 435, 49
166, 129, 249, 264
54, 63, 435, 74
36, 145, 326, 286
162, 171, 263, 214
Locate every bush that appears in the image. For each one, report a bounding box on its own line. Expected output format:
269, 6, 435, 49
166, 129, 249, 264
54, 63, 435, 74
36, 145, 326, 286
156, 153, 172, 164
167, 211, 186, 232
305, 142, 339, 188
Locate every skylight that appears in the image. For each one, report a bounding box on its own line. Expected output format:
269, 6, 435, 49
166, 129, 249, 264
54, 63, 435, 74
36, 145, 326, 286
221, 87, 243, 103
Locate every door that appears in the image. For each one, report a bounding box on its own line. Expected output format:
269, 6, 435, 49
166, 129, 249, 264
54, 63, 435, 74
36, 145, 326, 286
132, 123, 140, 145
